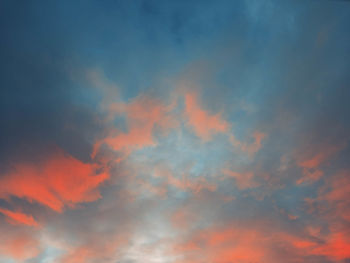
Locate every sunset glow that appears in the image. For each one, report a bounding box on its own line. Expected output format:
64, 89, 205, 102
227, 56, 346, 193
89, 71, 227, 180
1, 1, 350, 262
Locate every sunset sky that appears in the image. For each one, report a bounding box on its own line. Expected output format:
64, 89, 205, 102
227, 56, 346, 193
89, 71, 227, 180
1, 1, 350, 262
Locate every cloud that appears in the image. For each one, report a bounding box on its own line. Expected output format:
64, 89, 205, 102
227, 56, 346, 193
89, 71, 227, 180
57, 235, 127, 263
296, 143, 345, 184
0, 147, 109, 212
152, 165, 217, 195
1, 1, 350, 262
0, 208, 39, 227
184, 92, 229, 141
229, 131, 267, 156
93, 94, 178, 158
222, 169, 259, 190
0, 226, 40, 262
297, 144, 343, 169
300, 170, 350, 261
311, 232, 350, 261
170, 220, 322, 263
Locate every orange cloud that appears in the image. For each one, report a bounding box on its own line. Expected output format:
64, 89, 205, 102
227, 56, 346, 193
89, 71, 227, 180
298, 145, 344, 169
0, 148, 109, 212
296, 143, 344, 184
242, 131, 266, 154
323, 171, 350, 204
171, 221, 350, 263
184, 92, 229, 141
58, 235, 127, 263
167, 173, 216, 194
297, 144, 345, 184
123, 164, 217, 203
311, 232, 350, 260
154, 166, 216, 195
222, 169, 259, 190
0, 230, 40, 261
134, 177, 168, 198
172, 224, 274, 263
301, 170, 350, 261
316, 170, 350, 222
296, 169, 324, 185
170, 205, 198, 229
229, 131, 266, 156
0, 208, 39, 227
298, 144, 342, 169
94, 95, 177, 157
59, 246, 94, 263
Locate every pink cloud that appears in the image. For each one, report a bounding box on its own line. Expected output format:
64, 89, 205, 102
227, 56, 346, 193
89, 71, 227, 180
0, 148, 109, 212
0, 229, 40, 261
58, 234, 127, 263
296, 143, 345, 184
154, 166, 217, 195
0, 208, 39, 227
229, 131, 267, 156
93, 95, 177, 157
184, 92, 229, 141
222, 169, 260, 190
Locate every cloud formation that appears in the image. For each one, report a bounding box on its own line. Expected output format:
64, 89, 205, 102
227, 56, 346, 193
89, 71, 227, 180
0, 1, 350, 263
0, 148, 109, 213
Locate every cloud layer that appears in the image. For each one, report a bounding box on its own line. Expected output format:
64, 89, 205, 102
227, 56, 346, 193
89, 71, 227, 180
1, 1, 350, 262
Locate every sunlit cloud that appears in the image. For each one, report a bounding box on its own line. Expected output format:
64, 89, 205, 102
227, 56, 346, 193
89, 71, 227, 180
0, 1, 349, 262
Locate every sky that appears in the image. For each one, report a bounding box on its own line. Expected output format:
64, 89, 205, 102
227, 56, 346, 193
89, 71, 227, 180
0, 0, 350, 262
